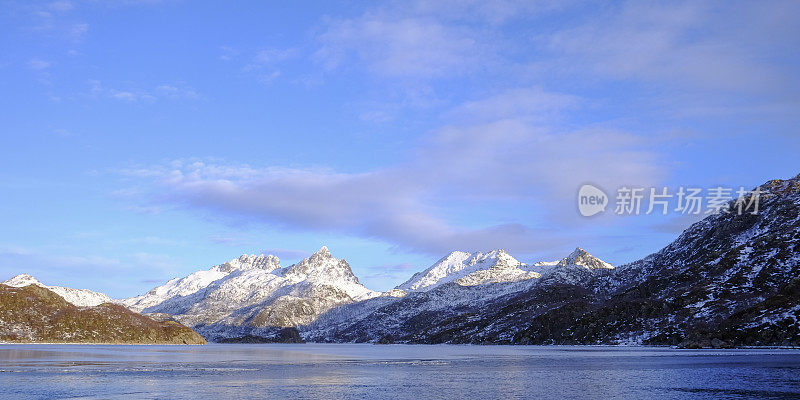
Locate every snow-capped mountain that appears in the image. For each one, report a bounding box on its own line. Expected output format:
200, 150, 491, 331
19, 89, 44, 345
123, 254, 283, 312
397, 249, 540, 292
123, 246, 379, 339
1, 274, 113, 307
535, 247, 615, 286
304, 247, 612, 343
534, 247, 614, 270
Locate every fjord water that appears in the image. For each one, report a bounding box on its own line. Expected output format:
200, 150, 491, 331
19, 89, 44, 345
1, 345, 799, 399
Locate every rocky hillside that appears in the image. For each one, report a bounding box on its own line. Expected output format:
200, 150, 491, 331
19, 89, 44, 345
0, 284, 206, 344
305, 174, 800, 347
2, 274, 113, 307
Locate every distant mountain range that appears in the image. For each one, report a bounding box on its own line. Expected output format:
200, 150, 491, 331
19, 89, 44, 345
121, 247, 382, 340
2, 173, 798, 347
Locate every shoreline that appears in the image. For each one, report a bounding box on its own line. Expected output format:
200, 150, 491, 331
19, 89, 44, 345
0, 342, 797, 350
0, 342, 205, 346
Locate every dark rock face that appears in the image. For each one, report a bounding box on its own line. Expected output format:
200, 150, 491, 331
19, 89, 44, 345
304, 174, 800, 347
0, 284, 206, 344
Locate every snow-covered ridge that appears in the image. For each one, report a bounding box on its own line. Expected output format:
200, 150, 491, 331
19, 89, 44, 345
396, 247, 613, 293
397, 249, 541, 292
1, 274, 113, 307
122, 246, 381, 333
123, 253, 282, 312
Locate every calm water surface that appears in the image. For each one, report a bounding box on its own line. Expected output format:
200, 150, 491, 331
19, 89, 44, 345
1, 344, 799, 399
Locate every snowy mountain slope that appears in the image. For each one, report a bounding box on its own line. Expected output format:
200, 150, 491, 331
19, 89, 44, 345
305, 174, 800, 347
1, 274, 113, 307
123, 247, 380, 339
397, 250, 540, 291
339, 173, 799, 347
304, 248, 612, 342
577, 173, 800, 346
123, 254, 282, 312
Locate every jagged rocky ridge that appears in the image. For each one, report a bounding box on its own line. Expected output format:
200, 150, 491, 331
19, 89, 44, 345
122, 246, 381, 340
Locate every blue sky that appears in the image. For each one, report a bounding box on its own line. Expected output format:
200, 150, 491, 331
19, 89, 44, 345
1, 0, 799, 297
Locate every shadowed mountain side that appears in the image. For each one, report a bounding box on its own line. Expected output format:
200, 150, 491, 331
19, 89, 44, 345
0, 284, 205, 344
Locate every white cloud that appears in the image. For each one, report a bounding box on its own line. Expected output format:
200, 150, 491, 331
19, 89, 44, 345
405, 0, 569, 24
28, 59, 51, 70
88, 80, 199, 102
546, 1, 800, 95
252, 48, 296, 66
362, 262, 416, 282
446, 87, 580, 123
68, 22, 88, 39
119, 86, 664, 255
48, 1, 74, 12
0, 245, 120, 272
155, 84, 200, 99
316, 13, 485, 78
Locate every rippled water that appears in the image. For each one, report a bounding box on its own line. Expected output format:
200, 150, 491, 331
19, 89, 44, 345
1, 344, 799, 399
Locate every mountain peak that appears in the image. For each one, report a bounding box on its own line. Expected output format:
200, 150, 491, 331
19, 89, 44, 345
485, 249, 519, 266
761, 173, 800, 196
2, 274, 44, 287
565, 247, 589, 261
314, 246, 331, 257
397, 249, 537, 291
283, 246, 364, 287
558, 247, 613, 270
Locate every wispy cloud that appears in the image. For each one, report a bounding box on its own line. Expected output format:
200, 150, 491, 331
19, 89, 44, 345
545, 1, 800, 96
316, 13, 486, 79
88, 80, 200, 102
0, 244, 121, 274
28, 59, 51, 70
117, 85, 664, 255
362, 262, 417, 281
0, 244, 185, 296
312, 0, 800, 122
155, 84, 200, 99
260, 248, 310, 261
445, 87, 580, 123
